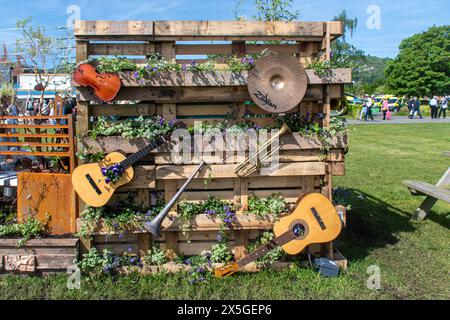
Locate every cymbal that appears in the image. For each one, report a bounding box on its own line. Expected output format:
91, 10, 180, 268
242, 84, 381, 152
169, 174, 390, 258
247, 54, 307, 113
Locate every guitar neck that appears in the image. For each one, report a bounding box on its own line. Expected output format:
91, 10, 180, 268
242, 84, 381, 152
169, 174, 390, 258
120, 136, 166, 169
237, 230, 296, 269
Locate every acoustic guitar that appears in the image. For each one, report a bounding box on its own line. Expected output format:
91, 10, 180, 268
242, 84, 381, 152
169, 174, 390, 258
73, 63, 121, 102
72, 136, 167, 207
214, 193, 342, 277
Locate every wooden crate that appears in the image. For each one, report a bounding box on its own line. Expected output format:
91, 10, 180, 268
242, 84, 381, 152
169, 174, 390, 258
74, 20, 349, 262
17, 173, 78, 235
0, 238, 79, 274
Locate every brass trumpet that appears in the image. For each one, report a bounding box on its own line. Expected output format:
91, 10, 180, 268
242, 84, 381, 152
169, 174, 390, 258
234, 123, 290, 177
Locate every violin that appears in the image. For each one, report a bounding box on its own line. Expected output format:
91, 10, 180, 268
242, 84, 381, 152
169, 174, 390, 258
73, 63, 121, 102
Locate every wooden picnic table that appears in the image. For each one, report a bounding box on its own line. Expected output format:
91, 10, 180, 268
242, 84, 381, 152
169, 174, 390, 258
403, 167, 450, 221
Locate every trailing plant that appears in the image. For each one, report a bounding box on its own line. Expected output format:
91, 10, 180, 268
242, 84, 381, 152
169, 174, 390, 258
97, 57, 138, 73
247, 231, 283, 267
247, 193, 288, 219
143, 246, 168, 266
88, 116, 175, 140
178, 196, 238, 235
210, 240, 233, 264
76, 150, 106, 163
0, 217, 47, 247
307, 59, 334, 78
76, 247, 105, 275
184, 254, 213, 284
78, 196, 165, 239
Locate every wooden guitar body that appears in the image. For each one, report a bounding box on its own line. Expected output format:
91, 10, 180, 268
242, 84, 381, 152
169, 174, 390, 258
71, 152, 134, 207
273, 193, 342, 255
73, 63, 121, 102
214, 193, 342, 277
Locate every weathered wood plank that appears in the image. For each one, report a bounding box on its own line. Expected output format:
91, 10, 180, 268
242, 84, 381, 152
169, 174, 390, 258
74, 20, 337, 40
155, 162, 326, 179
0, 238, 79, 247
74, 20, 154, 38
403, 181, 450, 203
90, 103, 156, 117
154, 21, 326, 38
89, 43, 156, 56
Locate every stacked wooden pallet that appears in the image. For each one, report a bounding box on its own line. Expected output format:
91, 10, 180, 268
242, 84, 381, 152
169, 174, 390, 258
73, 20, 351, 265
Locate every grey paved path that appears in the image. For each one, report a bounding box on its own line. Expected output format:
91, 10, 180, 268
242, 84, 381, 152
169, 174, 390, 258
347, 115, 450, 125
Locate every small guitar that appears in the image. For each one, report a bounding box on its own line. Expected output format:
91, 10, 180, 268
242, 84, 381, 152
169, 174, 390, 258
214, 193, 342, 277
72, 136, 167, 207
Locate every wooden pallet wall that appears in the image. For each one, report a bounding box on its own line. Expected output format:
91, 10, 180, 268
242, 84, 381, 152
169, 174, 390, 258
74, 20, 350, 263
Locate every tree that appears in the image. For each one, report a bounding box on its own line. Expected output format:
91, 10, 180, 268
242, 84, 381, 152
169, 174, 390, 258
385, 25, 450, 96
15, 17, 73, 102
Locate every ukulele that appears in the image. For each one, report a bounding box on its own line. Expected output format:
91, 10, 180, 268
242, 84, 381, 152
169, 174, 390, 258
73, 63, 121, 102
72, 135, 168, 207
214, 193, 342, 277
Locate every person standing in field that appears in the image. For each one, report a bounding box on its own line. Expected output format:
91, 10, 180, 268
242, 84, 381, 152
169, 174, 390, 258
359, 94, 368, 120
365, 95, 374, 121
429, 96, 438, 119
438, 96, 448, 118
382, 97, 389, 120
407, 97, 415, 119
411, 96, 423, 119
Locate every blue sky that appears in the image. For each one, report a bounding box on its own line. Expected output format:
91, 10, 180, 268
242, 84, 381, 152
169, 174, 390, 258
0, 0, 448, 59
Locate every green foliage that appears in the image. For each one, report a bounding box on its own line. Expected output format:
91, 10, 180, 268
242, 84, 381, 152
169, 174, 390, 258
88, 116, 174, 140
78, 196, 165, 239
97, 57, 138, 73
76, 248, 105, 275
308, 59, 334, 78
0, 206, 15, 225
143, 247, 167, 266
76, 150, 106, 163
76, 248, 143, 276
330, 10, 390, 96
0, 83, 15, 100
247, 193, 288, 219
385, 25, 450, 96
247, 231, 283, 267
15, 17, 71, 93
254, 0, 299, 21
184, 255, 212, 284
0, 217, 46, 247
210, 242, 233, 263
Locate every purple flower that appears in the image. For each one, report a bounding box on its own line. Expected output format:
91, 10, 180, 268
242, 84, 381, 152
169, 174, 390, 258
133, 71, 139, 79
248, 57, 255, 65
105, 178, 111, 184
216, 234, 222, 242
119, 234, 124, 239
128, 247, 132, 253
181, 64, 188, 71
185, 258, 192, 265
206, 209, 216, 215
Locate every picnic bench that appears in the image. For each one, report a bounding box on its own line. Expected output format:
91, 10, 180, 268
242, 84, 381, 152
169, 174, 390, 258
403, 167, 450, 221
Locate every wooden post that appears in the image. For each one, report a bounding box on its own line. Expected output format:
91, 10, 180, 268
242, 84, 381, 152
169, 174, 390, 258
234, 230, 249, 260
76, 101, 90, 137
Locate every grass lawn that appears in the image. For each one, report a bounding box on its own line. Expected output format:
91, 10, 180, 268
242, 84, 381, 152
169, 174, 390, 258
0, 123, 449, 300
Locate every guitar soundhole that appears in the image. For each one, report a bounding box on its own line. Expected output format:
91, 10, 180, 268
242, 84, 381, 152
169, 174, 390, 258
293, 223, 306, 237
